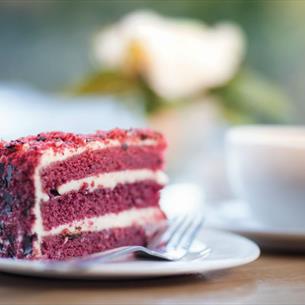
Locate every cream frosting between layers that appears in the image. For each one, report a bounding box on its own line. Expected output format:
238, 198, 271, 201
42, 207, 164, 236
57, 169, 168, 195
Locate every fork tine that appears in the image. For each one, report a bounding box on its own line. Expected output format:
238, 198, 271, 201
166, 213, 194, 249
176, 214, 203, 251
148, 214, 188, 249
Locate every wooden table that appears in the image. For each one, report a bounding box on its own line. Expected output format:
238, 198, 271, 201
0, 254, 304, 305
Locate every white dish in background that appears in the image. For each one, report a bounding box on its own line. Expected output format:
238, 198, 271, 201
226, 126, 305, 229
206, 200, 305, 252
0, 229, 259, 279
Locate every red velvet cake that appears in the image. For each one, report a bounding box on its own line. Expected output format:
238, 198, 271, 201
0, 129, 167, 260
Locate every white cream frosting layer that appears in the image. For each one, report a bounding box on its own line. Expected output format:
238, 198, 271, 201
38, 138, 157, 167
57, 169, 168, 195
43, 207, 164, 236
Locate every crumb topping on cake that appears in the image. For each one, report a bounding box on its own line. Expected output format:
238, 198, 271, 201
0, 129, 166, 157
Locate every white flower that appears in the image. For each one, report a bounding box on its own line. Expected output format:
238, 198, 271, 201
94, 11, 246, 100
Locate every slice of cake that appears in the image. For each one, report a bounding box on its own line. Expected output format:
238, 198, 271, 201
0, 129, 167, 260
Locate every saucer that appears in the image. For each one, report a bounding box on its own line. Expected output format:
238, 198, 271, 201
205, 200, 305, 252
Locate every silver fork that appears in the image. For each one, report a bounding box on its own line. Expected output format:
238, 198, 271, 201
68, 213, 210, 267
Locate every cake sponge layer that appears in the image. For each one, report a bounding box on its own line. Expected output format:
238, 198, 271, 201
41, 226, 147, 260
41, 181, 163, 230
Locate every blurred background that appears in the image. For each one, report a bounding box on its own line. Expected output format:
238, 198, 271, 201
1, 0, 305, 202
1, 0, 305, 111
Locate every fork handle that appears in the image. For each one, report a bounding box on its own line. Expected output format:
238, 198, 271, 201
71, 246, 141, 267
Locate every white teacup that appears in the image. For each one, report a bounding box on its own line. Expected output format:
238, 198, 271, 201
226, 126, 305, 230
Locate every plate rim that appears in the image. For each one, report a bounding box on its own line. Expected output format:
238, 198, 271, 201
0, 229, 260, 279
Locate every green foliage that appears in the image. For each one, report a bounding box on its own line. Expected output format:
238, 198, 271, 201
71, 70, 177, 114
71, 67, 292, 123
71, 70, 138, 95
213, 68, 292, 124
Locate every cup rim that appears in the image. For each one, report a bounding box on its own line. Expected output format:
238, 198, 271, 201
226, 125, 305, 147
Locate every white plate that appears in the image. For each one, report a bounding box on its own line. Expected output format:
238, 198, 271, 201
206, 200, 305, 252
0, 229, 259, 279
